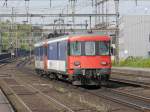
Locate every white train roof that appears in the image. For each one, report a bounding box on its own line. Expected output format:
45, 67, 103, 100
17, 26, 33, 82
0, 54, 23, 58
34, 33, 109, 47
34, 35, 69, 47
34, 41, 45, 47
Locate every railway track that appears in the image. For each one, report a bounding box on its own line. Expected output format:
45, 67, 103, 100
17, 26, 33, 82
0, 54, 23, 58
1, 59, 150, 112
0, 79, 63, 112
86, 88, 150, 112
48, 79, 150, 112
1, 77, 99, 112
110, 78, 150, 88
0, 59, 99, 112
0, 58, 17, 68
20, 62, 150, 112
0, 58, 12, 67
111, 89, 150, 103
111, 71, 150, 79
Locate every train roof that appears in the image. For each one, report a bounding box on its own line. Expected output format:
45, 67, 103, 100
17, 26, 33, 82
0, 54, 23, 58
69, 34, 110, 42
34, 35, 69, 47
34, 33, 110, 47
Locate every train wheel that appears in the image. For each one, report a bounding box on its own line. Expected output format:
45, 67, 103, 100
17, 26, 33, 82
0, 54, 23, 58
97, 81, 101, 88
104, 74, 110, 81
48, 73, 55, 80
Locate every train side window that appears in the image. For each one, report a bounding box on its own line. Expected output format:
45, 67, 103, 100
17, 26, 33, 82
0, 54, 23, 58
38, 47, 40, 60
58, 41, 67, 60
35, 47, 38, 60
40, 46, 44, 60
34, 47, 36, 59
48, 43, 58, 60
44, 46, 48, 56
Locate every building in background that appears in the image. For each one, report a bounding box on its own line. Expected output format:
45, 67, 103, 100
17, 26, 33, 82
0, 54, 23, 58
119, 15, 150, 59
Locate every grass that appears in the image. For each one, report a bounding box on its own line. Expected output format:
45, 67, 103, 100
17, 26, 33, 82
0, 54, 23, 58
113, 57, 150, 68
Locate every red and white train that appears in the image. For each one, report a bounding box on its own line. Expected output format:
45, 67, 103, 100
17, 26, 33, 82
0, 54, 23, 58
34, 34, 111, 85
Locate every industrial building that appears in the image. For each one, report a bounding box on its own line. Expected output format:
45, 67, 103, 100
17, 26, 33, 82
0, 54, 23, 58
119, 15, 150, 59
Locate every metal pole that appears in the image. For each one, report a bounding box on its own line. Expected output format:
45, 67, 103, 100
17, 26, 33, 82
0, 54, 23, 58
10, 7, 14, 58
85, 20, 88, 30
16, 30, 18, 57
106, 0, 108, 28
50, 0, 52, 8
114, 0, 120, 64
0, 18, 2, 54
0, 31, 2, 54
135, 0, 137, 6
89, 16, 92, 30
95, 0, 97, 25
72, 0, 76, 33
14, 12, 18, 57
29, 18, 32, 58
102, 0, 104, 25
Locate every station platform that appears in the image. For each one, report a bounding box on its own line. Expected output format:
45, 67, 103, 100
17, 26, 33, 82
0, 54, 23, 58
112, 67, 150, 76
0, 89, 14, 112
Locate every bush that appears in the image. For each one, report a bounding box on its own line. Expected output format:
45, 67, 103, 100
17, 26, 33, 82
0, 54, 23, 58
113, 56, 150, 68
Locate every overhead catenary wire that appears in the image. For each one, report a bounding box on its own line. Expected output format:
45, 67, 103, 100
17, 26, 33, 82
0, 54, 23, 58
1, 0, 118, 29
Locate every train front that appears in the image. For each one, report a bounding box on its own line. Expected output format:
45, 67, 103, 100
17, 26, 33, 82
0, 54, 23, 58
67, 35, 111, 85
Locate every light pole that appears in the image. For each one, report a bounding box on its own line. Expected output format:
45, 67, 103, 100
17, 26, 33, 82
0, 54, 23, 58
0, 30, 1, 54
114, 0, 120, 64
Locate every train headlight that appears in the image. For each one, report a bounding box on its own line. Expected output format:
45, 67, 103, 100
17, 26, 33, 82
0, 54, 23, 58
101, 61, 107, 66
74, 61, 81, 66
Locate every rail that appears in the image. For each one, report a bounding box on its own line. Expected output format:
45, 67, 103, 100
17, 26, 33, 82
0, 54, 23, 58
0, 88, 15, 112
86, 88, 150, 112
110, 78, 150, 88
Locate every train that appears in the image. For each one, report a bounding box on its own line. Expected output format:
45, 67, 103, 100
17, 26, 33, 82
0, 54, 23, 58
0, 53, 11, 63
34, 34, 111, 86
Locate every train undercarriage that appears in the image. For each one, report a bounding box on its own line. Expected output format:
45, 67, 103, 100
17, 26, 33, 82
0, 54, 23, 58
72, 68, 110, 85
35, 68, 111, 86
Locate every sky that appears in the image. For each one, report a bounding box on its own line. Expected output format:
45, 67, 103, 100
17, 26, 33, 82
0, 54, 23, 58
120, 0, 150, 15
0, 0, 150, 27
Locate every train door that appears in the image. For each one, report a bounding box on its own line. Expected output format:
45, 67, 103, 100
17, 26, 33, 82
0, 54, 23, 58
44, 43, 48, 71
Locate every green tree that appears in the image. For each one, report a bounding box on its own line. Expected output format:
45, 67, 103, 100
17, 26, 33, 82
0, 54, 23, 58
0, 20, 32, 51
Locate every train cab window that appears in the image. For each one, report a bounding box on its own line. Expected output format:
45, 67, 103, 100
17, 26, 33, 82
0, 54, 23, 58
85, 42, 95, 55
99, 41, 110, 55
70, 42, 81, 56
